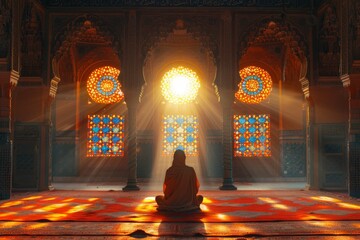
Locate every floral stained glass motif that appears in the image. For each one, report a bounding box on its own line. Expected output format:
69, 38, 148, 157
87, 115, 124, 157
234, 114, 271, 157
163, 115, 198, 156
87, 66, 124, 104
235, 66, 272, 104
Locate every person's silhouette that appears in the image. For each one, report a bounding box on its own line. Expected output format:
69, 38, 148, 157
156, 149, 203, 212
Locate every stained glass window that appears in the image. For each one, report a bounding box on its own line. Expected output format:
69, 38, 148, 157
161, 66, 200, 104
87, 114, 124, 157
234, 114, 271, 157
163, 115, 198, 156
235, 66, 272, 104
87, 66, 124, 104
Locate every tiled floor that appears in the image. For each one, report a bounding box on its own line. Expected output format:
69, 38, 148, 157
2, 181, 358, 239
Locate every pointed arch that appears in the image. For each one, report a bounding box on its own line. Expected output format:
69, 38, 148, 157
238, 17, 309, 98
50, 14, 123, 98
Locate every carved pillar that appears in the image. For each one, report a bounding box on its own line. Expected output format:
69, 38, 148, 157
0, 70, 18, 200
44, 96, 56, 191
123, 92, 140, 191
220, 89, 237, 190
122, 11, 140, 191
219, 12, 236, 190
304, 96, 317, 190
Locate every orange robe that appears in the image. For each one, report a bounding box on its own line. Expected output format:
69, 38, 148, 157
156, 163, 202, 212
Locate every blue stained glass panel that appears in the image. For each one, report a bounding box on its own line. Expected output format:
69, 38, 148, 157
87, 115, 124, 157
163, 115, 198, 156
234, 114, 271, 157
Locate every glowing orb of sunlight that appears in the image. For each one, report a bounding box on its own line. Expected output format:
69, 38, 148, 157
161, 66, 200, 104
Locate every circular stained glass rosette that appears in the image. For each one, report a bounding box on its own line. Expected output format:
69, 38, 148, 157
87, 66, 124, 104
161, 66, 200, 104
235, 66, 272, 104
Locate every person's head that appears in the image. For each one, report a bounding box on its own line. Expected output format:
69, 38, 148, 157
173, 149, 186, 166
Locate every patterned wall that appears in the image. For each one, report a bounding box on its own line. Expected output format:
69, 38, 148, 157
319, 124, 346, 189
280, 130, 306, 178
13, 124, 40, 189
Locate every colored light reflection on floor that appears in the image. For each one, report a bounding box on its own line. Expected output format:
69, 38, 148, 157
0, 212, 17, 218
337, 202, 360, 210
26, 223, 49, 229
135, 197, 157, 212
272, 203, 289, 210
311, 196, 341, 202
258, 197, 278, 204
202, 197, 212, 204
62, 198, 75, 202
42, 197, 57, 201
45, 213, 68, 221
0, 222, 22, 228
21, 196, 43, 201
88, 198, 100, 202
0, 201, 23, 208
306, 221, 336, 227
22, 205, 36, 210
216, 213, 229, 221
66, 204, 92, 214
34, 203, 69, 212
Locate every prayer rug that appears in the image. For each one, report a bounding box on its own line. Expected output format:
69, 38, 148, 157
0, 190, 359, 223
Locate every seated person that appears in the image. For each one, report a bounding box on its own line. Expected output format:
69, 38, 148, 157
156, 149, 203, 212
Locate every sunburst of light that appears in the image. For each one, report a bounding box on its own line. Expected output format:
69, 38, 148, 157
161, 66, 200, 104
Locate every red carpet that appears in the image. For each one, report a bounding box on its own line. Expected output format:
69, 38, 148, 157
0, 190, 359, 223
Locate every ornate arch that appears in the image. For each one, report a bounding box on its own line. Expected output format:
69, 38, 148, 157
52, 14, 121, 62
50, 14, 123, 98
141, 15, 221, 66
238, 17, 309, 97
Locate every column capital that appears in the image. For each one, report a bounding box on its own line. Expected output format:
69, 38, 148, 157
341, 74, 350, 88
9, 70, 19, 87
299, 77, 310, 99
49, 76, 60, 99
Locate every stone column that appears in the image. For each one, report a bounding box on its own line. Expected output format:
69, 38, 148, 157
123, 92, 140, 191
219, 11, 236, 190
304, 96, 317, 190
220, 89, 237, 190
122, 10, 140, 191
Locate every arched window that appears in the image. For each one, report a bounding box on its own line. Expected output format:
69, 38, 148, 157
160, 66, 200, 156
86, 66, 125, 157
234, 66, 273, 157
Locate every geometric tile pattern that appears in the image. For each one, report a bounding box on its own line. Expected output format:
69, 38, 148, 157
87, 115, 124, 157
234, 114, 271, 157
162, 115, 198, 156
1, 191, 359, 222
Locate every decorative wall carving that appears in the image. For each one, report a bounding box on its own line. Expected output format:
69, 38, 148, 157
42, 0, 311, 8
238, 18, 308, 60
21, 1, 43, 76
141, 16, 220, 65
319, 5, 340, 76
52, 14, 122, 62
0, 0, 11, 59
